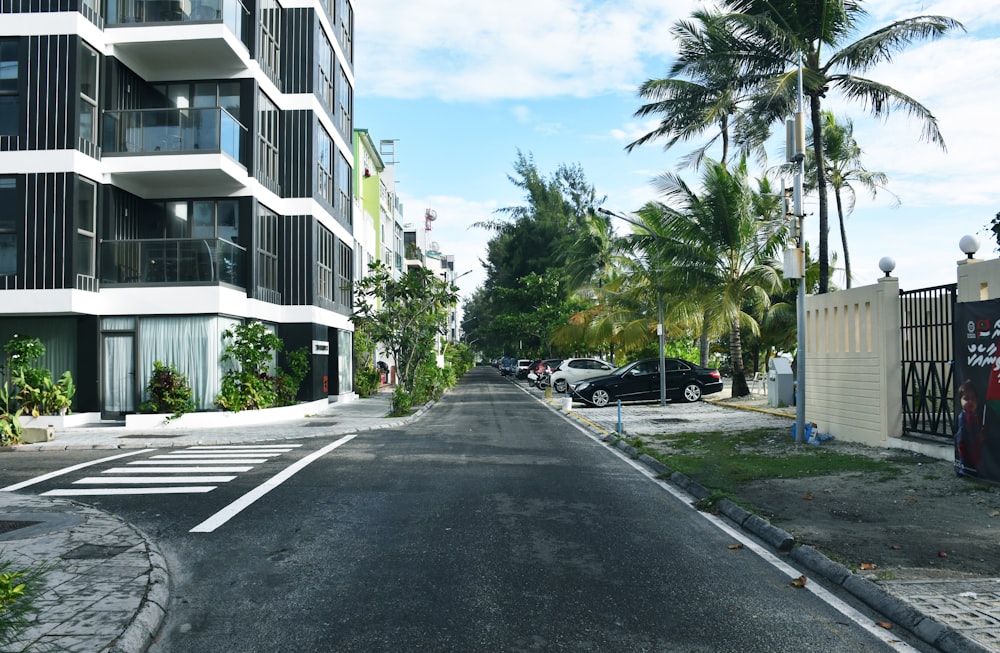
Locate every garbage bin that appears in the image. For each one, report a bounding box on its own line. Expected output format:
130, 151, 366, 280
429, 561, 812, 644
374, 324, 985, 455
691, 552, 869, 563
767, 357, 794, 407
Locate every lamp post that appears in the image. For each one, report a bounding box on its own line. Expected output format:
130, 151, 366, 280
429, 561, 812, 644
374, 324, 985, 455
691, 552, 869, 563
597, 207, 667, 407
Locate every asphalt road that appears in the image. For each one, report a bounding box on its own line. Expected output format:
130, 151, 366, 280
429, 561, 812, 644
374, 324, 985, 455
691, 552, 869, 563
2, 369, 929, 652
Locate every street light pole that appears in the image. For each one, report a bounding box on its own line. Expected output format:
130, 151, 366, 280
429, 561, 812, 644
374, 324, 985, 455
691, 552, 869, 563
792, 53, 807, 444
598, 207, 667, 407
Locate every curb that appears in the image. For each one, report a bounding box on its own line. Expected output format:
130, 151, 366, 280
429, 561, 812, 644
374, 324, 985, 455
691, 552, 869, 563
594, 431, 990, 653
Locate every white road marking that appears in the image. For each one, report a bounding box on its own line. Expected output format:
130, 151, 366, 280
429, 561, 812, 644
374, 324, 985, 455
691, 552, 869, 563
0, 449, 154, 491
42, 486, 217, 496
74, 476, 237, 484
131, 459, 268, 465
150, 453, 282, 459
106, 466, 253, 473
190, 433, 358, 533
186, 445, 300, 450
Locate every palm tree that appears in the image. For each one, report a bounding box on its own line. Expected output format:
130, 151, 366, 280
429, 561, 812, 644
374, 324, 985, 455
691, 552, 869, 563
805, 111, 898, 288
627, 9, 767, 169
718, 0, 962, 293
637, 158, 789, 397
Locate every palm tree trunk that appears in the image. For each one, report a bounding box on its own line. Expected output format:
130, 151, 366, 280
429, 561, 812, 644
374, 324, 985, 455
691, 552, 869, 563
810, 93, 831, 294
834, 189, 851, 289
730, 319, 749, 397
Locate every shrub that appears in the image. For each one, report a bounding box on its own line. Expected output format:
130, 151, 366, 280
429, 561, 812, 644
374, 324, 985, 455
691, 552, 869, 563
0, 555, 48, 649
355, 366, 381, 398
390, 385, 412, 417
16, 370, 75, 417
215, 322, 309, 412
141, 361, 194, 418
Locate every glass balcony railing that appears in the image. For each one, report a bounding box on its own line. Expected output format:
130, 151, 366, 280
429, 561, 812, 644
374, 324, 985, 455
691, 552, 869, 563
107, 0, 249, 38
100, 238, 245, 287
102, 107, 245, 160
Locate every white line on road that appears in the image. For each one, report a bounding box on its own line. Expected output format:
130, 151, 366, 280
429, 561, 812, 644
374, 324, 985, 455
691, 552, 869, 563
189, 433, 358, 533
106, 466, 254, 473
74, 476, 237, 484
41, 486, 217, 496
0, 449, 155, 492
185, 445, 301, 450
131, 459, 268, 465
151, 453, 283, 458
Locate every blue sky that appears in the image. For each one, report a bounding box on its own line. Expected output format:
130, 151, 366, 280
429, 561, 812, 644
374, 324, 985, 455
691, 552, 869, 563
354, 1, 1000, 302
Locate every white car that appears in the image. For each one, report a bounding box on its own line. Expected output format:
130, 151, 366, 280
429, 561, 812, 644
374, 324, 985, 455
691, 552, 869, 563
549, 357, 616, 393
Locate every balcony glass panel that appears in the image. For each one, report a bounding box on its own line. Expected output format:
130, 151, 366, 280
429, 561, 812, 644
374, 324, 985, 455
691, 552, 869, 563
102, 107, 245, 161
107, 0, 248, 37
100, 238, 245, 287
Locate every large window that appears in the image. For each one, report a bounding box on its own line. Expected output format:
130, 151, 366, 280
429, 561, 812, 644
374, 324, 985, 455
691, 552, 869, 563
337, 64, 352, 137
337, 239, 351, 307
256, 206, 280, 302
317, 127, 333, 207
78, 43, 98, 144
257, 92, 280, 193
0, 178, 17, 275
259, 0, 281, 80
75, 178, 97, 279
317, 32, 334, 112
0, 40, 18, 135
336, 0, 352, 63
336, 149, 351, 224
317, 225, 333, 302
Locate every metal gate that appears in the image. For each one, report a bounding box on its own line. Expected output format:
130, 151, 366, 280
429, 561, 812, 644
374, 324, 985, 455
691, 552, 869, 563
900, 284, 957, 440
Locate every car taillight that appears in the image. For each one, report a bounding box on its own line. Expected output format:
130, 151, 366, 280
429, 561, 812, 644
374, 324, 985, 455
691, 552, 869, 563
710, 370, 721, 379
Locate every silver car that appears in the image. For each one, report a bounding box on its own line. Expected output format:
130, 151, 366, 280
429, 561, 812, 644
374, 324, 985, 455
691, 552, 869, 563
548, 357, 616, 393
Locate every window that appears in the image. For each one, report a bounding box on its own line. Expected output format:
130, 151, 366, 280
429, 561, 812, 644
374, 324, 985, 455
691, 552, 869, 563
317, 127, 333, 206
259, 0, 281, 81
337, 0, 352, 63
0, 178, 17, 275
336, 149, 351, 224
78, 43, 98, 144
337, 239, 352, 306
75, 177, 97, 278
256, 206, 280, 302
257, 91, 279, 193
317, 225, 333, 302
317, 32, 334, 112
337, 64, 352, 137
0, 40, 18, 135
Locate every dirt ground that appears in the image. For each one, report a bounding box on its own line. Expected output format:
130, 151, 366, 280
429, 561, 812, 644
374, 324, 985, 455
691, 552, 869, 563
730, 442, 1000, 580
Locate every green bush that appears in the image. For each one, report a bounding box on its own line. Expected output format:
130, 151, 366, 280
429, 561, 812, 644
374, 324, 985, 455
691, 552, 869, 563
0, 555, 48, 649
140, 361, 195, 418
215, 322, 309, 412
355, 366, 381, 398
16, 370, 75, 417
390, 385, 412, 416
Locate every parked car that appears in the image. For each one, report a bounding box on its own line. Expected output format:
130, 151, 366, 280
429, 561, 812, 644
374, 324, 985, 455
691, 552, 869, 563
548, 357, 617, 393
499, 357, 516, 376
514, 359, 533, 379
570, 357, 723, 407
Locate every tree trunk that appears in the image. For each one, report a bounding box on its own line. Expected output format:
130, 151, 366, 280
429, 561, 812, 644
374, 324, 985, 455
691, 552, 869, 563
729, 320, 749, 397
810, 93, 831, 294
835, 188, 851, 289
699, 318, 710, 368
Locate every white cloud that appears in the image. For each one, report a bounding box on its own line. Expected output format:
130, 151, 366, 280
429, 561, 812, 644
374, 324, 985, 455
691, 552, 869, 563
355, 1, 690, 101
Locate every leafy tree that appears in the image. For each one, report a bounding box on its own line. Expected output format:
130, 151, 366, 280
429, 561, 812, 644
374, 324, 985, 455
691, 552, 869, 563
718, 0, 962, 292
352, 263, 459, 397
643, 159, 789, 396
804, 111, 897, 288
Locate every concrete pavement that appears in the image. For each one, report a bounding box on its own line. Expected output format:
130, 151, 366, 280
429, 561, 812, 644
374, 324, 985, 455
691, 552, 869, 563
1, 376, 996, 652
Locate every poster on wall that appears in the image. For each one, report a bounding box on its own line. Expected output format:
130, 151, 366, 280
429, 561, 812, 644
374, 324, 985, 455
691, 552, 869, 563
954, 298, 1000, 485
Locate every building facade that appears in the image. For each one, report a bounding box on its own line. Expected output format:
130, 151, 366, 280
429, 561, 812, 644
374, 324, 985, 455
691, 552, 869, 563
0, 0, 356, 417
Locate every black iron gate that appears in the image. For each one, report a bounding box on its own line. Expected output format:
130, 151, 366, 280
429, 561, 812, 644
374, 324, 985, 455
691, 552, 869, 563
900, 284, 957, 440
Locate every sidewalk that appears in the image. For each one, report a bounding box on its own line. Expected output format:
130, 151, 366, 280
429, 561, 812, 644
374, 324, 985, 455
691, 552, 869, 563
2, 380, 996, 652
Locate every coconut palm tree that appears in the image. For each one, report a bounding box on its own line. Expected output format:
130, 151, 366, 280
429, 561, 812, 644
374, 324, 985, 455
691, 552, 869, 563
717, 0, 962, 293
805, 110, 898, 288
636, 158, 789, 397
627, 8, 767, 170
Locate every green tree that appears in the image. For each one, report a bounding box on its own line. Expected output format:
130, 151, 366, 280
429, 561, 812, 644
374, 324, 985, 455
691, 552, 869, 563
804, 111, 897, 288
645, 159, 789, 397
719, 0, 962, 292
352, 263, 459, 396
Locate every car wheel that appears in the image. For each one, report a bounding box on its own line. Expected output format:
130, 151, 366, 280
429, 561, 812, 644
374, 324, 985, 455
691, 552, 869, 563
681, 383, 702, 402
591, 389, 612, 407
553, 379, 568, 393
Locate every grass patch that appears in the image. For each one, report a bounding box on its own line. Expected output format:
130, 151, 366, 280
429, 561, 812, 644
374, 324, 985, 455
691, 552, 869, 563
634, 428, 903, 496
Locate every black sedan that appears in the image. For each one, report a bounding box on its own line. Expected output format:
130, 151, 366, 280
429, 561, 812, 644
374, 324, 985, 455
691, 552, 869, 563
569, 357, 723, 407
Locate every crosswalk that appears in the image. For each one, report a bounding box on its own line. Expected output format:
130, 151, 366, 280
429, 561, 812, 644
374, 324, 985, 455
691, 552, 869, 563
40, 445, 302, 497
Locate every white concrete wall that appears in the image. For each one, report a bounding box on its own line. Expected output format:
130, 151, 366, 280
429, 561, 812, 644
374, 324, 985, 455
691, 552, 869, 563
957, 257, 1000, 302
804, 277, 901, 447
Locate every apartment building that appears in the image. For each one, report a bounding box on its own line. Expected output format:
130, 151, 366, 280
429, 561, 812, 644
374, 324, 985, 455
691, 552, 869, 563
0, 0, 356, 417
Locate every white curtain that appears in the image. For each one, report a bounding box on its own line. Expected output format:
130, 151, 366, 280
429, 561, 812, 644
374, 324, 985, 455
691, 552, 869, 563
103, 333, 134, 413
138, 315, 239, 410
